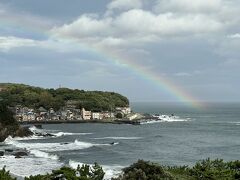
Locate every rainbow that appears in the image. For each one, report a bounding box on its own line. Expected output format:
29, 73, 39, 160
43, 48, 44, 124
84, 45, 203, 108
0, 17, 203, 108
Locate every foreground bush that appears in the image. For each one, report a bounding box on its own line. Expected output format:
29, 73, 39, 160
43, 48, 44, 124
1, 159, 240, 179
113, 160, 174, 180
0, 167, 16, 180
25, 163, 105, 180
113, 159, 240, 180
188, 158, 240, 179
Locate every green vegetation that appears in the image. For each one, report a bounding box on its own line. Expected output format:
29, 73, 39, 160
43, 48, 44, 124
0, 100, 32, 142
24, 163, 104, 180
1, 159, 240, 179
0, 167, 16, 180
0, 100, 18, 127
113, 159, 240, 180
0, 83, 129, 111
113, 160, 174, 180
0, 101, 19, 142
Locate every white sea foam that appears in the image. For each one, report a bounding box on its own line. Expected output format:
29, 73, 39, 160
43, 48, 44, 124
53, 132, 92, 137
93, 137, 142, 140
69, 160, 123, 180
4, 137, 116, 152
10, 135, 45, 141
0, 155, 63, 178
141, 115, 190, 124
30, 149, 59, 160
29, 126, 44, 133
228, 122, 240, 126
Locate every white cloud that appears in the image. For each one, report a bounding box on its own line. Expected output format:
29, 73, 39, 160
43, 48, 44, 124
155, 0, 222, 13
0, 36, 37, 51
52, 9, 223, 47
114, 9, 222, 36
107, 0, 142, 10
51, 15, 113, 38
0, 36, 91, 53
228, 33, 240, 39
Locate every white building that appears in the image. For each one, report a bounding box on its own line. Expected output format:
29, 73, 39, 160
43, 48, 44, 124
81, 108, 91, 120
116, 107, 131, 115
92, 112, 100, 120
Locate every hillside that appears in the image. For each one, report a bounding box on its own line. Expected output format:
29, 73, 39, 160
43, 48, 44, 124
0, 83, 129, 112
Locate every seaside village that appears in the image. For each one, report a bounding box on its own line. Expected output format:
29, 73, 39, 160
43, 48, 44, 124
13, 101, 141, 122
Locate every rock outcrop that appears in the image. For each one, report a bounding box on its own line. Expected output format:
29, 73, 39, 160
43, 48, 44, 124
0, 151, 4, 156
13, 151, 28, 158
0, 124, 33, 142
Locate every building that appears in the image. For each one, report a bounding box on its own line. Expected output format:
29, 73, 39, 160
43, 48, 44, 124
38, 107, 47, 116
92, 112, 100, 120
99, 112, 115, 119
115, 107, 131, 115
81, 108, 91, 120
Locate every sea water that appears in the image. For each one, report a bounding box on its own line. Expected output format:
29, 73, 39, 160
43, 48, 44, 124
0, 102, 240, 179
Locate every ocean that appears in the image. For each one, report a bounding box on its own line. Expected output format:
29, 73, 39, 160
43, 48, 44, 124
0, 102, 240, 179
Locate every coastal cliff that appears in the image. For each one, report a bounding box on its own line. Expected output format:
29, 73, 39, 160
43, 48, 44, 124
0, 101, 32, 142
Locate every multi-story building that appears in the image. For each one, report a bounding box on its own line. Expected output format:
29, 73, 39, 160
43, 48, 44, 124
81, 108, 91, 120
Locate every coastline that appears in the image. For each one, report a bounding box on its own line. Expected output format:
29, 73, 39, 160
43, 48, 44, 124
18, 119, 144, 125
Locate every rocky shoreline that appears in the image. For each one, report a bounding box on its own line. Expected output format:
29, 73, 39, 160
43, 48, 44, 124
0, 125, 33, 142
0, 125, 57, 158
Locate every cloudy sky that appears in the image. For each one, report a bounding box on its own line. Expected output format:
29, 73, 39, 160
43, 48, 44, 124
0, 0, 240, 103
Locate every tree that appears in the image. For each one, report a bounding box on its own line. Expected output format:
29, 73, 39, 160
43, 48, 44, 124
0, 101, 17, 127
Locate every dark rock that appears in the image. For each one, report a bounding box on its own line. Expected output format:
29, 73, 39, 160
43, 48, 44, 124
14, 126, 33, 138
34, 132, 55, 137
13, 151, 28, 157
60, 142, 69, 145
34, 124, 43, 129
0, 126, 10, 142
0, 125, 34, 142
110, 142, 115, 145
44, 133, 55, 137
0, 151, 4, 156
5, 149, 13, 152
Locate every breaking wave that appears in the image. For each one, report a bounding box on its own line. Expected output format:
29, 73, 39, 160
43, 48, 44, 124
0, 155, 62, 178
30, 149, 59, 160
93, 137, 142, 140
53, 132, 93, 137
4, 137, 117, 152
30, 126, 93, 137
140, 115, 191, 124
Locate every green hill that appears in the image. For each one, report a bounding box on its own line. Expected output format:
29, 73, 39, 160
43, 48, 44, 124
0, 83, 129, 112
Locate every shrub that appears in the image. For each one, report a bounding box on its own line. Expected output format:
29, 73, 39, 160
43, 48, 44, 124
25, 163, 105, 180
113, 160, 174, 180
0, 167, 16, 180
